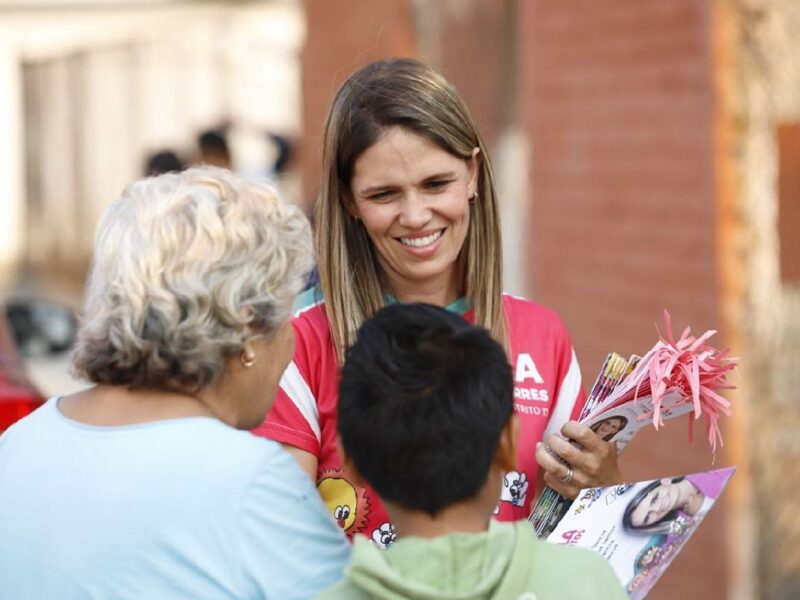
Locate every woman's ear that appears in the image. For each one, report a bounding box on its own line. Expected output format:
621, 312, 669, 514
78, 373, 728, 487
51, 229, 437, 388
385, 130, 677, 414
494, 414, 520, 473
467, 147, 482, 199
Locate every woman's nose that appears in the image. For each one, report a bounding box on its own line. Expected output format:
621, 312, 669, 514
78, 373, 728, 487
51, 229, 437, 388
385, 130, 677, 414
398, 192, 431, 228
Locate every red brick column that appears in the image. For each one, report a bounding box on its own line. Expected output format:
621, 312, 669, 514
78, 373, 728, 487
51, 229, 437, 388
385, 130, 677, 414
521, 2, 725, 599
299, 0, 416, 209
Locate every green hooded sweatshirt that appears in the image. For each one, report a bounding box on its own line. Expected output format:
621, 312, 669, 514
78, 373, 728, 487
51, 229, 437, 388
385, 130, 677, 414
316, 521, 626, 600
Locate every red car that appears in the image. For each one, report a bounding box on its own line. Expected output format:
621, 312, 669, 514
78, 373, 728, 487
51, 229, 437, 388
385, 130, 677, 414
0, 311, 45, 431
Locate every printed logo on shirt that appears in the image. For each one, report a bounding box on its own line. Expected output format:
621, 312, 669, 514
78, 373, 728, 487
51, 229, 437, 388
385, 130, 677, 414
515, 354, 544, 384
317, 468, 371, 533
513, 387, 549, 402
500, 470, 529, 507
513, 403, 550, 417
513, 353, 549, 405
371, 522, 397, 549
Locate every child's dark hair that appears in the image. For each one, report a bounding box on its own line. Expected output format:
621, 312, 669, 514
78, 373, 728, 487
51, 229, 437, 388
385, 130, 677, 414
338, 303, 514, 516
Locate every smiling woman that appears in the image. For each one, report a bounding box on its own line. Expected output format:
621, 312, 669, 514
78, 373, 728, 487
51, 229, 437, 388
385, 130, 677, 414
347, 127, 476, 306
253, 58, 624, 545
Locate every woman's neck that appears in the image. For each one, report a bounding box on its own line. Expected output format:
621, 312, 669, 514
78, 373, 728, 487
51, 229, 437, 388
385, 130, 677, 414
392, 287, 461, 307
387, 272, 464, 308
58, 385, 217, 427
382, 255, 465, 307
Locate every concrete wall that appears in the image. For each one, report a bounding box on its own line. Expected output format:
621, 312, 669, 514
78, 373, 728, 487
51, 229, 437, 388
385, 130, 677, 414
726, 0, 800, 596
0, 1, 304, 288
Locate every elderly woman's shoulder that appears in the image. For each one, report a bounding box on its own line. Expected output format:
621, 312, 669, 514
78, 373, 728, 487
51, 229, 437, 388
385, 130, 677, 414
175, 421, 315, 500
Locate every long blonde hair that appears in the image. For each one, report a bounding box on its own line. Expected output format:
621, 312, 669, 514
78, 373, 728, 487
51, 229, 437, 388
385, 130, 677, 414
317, 58, 507, 362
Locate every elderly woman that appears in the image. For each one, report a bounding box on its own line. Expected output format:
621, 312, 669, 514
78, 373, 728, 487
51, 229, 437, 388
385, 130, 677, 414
0, 168, 349, 599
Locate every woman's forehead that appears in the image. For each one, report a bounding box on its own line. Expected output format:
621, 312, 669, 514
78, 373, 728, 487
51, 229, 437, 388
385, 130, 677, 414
351, 127, 463, 186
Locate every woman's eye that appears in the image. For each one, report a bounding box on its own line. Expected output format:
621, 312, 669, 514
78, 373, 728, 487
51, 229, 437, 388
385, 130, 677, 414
365, 189, 396, 201
425, 179, 451, 190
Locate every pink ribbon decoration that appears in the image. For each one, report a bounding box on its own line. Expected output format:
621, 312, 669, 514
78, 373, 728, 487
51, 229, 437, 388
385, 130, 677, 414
624, 310, 736, 454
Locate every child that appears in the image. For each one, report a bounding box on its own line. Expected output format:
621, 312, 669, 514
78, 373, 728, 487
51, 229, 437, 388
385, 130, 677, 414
318, 303, 625, 599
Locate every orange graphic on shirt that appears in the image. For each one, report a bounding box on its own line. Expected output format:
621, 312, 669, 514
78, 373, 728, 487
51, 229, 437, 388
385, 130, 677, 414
317, 468, 370, 533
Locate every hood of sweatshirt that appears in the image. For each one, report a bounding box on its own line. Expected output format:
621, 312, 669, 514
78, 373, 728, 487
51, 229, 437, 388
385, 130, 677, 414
344, 520, 533, 600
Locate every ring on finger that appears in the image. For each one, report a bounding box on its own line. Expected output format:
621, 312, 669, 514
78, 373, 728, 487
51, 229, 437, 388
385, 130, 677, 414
559, 466, 574, 484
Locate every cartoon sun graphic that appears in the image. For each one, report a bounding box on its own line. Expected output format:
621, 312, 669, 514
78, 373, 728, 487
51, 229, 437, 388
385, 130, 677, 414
317, 468, 370, 533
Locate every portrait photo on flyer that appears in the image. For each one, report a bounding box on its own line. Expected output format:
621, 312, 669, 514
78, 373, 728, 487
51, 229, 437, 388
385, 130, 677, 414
546, 467, 736, 599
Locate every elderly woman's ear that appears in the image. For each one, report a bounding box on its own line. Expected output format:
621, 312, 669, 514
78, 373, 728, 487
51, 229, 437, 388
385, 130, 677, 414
239, 343, 257, 369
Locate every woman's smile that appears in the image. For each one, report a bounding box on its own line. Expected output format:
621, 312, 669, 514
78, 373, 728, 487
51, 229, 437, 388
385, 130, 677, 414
398, 229, 445, 249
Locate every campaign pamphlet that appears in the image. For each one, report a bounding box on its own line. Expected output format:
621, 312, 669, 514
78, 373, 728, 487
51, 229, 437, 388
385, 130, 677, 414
546, 467, 735, 599
529, 313, 736, 539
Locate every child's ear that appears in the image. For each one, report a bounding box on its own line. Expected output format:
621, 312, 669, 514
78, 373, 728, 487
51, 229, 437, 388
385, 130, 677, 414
495, 414, 520, 473
336, 437, 367, 488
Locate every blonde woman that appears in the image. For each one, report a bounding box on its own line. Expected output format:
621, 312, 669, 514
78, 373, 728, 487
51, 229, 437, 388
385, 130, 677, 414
0, 168, 349, 599
254, 59, 623, 544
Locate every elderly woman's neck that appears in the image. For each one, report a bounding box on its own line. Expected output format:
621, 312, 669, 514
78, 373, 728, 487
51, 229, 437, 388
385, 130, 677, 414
58, 385, 219, 427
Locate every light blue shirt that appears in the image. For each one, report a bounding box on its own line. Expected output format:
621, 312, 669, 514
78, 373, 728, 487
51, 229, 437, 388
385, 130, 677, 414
0, 398, 350, 599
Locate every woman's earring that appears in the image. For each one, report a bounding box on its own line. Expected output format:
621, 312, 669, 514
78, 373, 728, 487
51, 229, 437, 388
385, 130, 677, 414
469, 192, 479, 204
240, 349, 256, 368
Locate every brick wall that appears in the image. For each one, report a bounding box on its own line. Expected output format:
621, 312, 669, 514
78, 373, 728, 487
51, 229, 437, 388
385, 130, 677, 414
299, 0, 416, 209
520, 2, 725, 599
435, 0, 511, 146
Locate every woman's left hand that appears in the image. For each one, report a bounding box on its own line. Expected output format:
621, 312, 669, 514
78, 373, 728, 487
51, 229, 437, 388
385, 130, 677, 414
535, 421, 623, 499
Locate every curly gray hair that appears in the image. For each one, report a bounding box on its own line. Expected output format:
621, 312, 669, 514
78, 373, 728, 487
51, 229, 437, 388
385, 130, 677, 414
71, 167, 313, 392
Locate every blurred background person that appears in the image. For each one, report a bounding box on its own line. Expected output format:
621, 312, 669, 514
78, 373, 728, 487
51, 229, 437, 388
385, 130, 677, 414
0, 167, 349, 599
197, 129, 232, 169
144, 149, 185, 177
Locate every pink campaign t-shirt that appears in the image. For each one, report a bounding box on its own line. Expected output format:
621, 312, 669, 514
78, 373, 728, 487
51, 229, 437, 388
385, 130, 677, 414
253, 288, 587, 548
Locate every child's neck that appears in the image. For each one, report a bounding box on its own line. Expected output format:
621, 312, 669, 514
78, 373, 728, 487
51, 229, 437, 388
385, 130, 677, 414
386, 500, 494, 539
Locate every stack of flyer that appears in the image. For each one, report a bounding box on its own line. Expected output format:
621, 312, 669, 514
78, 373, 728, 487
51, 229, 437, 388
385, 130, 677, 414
529, 312, 737, 596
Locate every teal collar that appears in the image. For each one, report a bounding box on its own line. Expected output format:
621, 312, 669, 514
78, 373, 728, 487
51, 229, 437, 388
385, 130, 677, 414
383, 294, 471, 316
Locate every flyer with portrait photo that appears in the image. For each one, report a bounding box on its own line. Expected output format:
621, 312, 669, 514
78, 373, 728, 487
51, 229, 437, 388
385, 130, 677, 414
530, 389, 698, 537
582, 389, 695, 454
546, 467, 735, 599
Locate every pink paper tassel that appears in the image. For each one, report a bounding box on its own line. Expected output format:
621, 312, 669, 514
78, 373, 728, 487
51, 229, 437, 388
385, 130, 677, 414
632, 310, 736, 454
